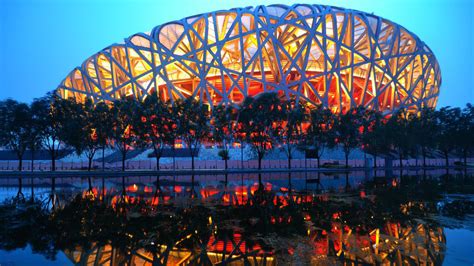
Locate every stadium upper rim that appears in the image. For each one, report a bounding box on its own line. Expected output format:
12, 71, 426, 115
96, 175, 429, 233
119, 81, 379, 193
56, 3, 441, 114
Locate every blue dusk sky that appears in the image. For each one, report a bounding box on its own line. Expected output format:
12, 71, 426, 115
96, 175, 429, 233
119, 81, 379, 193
0, 0, 472, 107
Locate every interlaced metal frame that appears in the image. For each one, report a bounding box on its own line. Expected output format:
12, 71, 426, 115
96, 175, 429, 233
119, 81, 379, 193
57, 4, 441, 114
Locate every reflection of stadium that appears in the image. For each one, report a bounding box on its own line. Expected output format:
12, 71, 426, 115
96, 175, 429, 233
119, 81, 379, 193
63, 224, 445, 265
57, 4, 440, 114
61, 183, 446, 265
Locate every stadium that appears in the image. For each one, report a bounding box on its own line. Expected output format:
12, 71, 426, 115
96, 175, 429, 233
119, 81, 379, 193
56, 4, 441, 114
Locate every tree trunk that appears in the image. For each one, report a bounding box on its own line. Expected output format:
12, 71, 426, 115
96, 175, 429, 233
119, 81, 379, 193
172, 141, 176, 170
258, 155, 262, 170
241, 144, 244, 169
51, 153, 56, 171
444, 151, 449, 168
88, 176, 92, 192
191, 155, 195, 170
288, 155, 291, 170
122, 152, 126, 171
373, 153, 377, 168
422, 149, 427, 168
399, 153, 403, 169
31, 151, 35, 172
464, 150, 467, 167
101, 176, 105, 200
317, 157, 320, 168
156, 155, 160, 171
345, 152, 349, 168
51, 141, 57, 171
88, 157, 93, 171
18, 157, 23, 172
17, 176, 23, 198
102, 146, 105, 171
225, 158, 228, 170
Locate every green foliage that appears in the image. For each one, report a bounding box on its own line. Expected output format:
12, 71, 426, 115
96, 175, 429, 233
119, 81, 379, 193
0, 99, 32, 170
304, 105, 335, 166
110, 96, 141, 170
134, 94, 175, 168
92, 101, 113, 150
218, 149, 230, 160
238, 93, 285, 169
30, 93, 69, 171
361, 110, 391, 167
173, 98, 210, 169
329, 107, 365, 167
279, 98, 306, 167
0, 90, 473, 172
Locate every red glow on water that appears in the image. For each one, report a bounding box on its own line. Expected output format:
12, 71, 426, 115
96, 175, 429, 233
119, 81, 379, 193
200, 187, 220, 198
174, 186, 183, 193
126, 184, 138, 193
207, 233, 272, 256
392, 179, 398, 187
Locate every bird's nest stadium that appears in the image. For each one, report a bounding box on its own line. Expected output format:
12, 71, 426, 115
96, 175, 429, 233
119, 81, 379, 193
56, 4, 441, 114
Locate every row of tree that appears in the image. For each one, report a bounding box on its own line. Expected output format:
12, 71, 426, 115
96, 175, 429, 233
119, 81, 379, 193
0, 92, 473, 171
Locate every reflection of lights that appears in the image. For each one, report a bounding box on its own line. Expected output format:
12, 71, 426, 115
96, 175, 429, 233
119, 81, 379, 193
127, 184, 138, 193
392, 179, 398, 187
68, 181, 446, 266
200, 187, 220, 198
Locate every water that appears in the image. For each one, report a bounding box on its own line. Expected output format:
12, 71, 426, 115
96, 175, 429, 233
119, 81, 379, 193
0, 169, 473, 265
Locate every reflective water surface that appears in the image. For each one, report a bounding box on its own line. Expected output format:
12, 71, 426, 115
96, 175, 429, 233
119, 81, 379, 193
0, 169, 473, 265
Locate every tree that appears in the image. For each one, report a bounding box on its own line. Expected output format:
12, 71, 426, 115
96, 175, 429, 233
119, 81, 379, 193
135, 94, 173, 170
31, 94, 66, 171
435, 107, 461, 167
212, 104, 236, 170
93, 102, 113, 170
361, 110, 391, 168
234, 116, 247, 169
0, 100, 32, 171
238, 93, 284, 170
330, 107, 364, 168
61, 99, 104, 171
110, 97, 140, 171
413, 107, 438, 167
173, 98, 210, 170
456, 104, 474, 166
26, 105, 44, 172
305, 105, 335, 168
386, 109, 414, 168
278, 98, 305, 169
165, 101, 180, 170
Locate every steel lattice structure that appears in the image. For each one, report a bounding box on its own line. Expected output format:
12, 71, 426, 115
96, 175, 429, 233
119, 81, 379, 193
56, 4, 441, 114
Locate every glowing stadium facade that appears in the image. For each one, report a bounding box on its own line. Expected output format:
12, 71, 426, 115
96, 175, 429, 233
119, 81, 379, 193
57, 4, 441, 114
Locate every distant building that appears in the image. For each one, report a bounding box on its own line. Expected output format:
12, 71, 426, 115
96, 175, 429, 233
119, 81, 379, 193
57, 4, 441, 114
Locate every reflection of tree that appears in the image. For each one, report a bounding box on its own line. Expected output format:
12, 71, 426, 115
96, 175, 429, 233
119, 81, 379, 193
0, 197, 58, 260
3, 173, 474, 265
46, 176, 61, 210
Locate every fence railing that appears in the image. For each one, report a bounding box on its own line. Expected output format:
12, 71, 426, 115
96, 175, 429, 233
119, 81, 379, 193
0, 158, 471, 171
